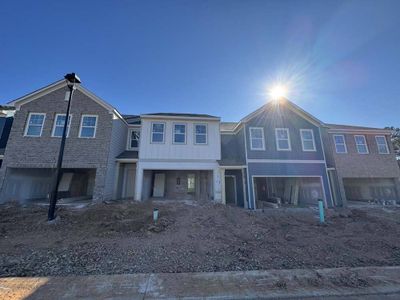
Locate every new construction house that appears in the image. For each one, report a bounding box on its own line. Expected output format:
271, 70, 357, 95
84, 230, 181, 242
0, 77, 399, 207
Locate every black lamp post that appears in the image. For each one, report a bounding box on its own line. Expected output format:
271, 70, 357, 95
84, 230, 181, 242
48, 73, 81, 221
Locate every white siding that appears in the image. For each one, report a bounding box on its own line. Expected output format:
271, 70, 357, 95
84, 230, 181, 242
139, 118, 221, 160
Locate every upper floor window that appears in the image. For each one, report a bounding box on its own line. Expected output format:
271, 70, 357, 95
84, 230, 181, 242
275, 128, 291, 151
52, 114, 72, 138
300, 129, 316, 151
173, 123, 186, 144
194, 124, 207, 144
375, 136, 389, 154
354, 135, 369, 154
333, 135, 347, 153
24, 113, 46, 137
79, 115, 97, 138
128, 128, 140, 149
249, 127, 265, 150
151, 122, 165, 143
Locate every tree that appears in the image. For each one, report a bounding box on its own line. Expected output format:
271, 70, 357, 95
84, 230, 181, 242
385, 126, 400, 160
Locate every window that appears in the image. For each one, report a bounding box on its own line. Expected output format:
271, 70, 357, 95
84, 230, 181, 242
249, 127, 265, 150
79, 115, 97, 138
151, 122, 165, 143
128, 129, 140, 149
333, 135, 347, 153
275, 128, 291, 151
52, 114, 72, 137
173, 123, 186, 144
194, 124, 207, 144
187, 174, 195, 193
375, 136, 389, 154
354, 135, 369, 154
24, 113, 46, 137
300, 129, 316, 151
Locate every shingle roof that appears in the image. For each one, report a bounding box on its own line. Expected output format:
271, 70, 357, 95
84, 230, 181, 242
326, 123, 386, 131
142, 112, 219, 119
116, 150, 138, 159
220, 122, 238, 131
122, 115, 141, 125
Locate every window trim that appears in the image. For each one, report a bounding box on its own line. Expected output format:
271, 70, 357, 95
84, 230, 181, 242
300, 129, 316, 152
51, 113, 72, 138
333, 134, 347, 154
78, 114, 98, 138
150, 122, 166, 144
249, 127, 265, 151
172, 123, 187, 144
24, 112, 46, 137
375, 135, 390, 154
354, 135, 369, 154
194, 123, 208, 145
127, 127, 140, 150
275, 128, 291, 151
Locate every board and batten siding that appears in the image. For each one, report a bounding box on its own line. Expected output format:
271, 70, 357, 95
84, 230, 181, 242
139, 118, 221, 160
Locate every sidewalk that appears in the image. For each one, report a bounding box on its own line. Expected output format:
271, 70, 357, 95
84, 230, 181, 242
1, 266, 400, 299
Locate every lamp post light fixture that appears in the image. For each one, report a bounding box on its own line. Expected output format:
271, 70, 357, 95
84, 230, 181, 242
48, 73, 81, 221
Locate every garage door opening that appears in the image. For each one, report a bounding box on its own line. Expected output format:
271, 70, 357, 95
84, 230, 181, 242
253, 176, 324, 208
343, 178, 398, 203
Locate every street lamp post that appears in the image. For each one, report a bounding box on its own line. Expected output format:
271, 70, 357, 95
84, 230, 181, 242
48, 73, 81, 221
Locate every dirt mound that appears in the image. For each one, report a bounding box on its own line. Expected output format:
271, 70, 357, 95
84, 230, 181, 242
1, 202, 400, 277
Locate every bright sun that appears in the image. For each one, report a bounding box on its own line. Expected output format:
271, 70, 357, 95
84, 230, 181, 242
269, 84, 288, 100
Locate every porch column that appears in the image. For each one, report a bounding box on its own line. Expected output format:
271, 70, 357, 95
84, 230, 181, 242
221, 168, 226, 204
213, 167, 222, 203
134, 165, 143, 201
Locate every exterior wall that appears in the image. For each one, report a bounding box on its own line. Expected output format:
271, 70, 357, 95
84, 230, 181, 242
139, 118, 221, 161
245, 106, 324, 161
104, 118, 128, 200
220, 127, 246, 166
247, 162, 333, 208
327, 132, 400, 204
0, 86, 115, 202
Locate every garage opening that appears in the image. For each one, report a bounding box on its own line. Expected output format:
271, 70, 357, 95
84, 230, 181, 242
343, 178, 398, 203
141, 170, 213, 202
2, 168, 95, 204
253, 177, 324, 208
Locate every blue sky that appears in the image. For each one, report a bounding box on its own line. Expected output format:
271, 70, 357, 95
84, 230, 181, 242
1, 0, 399, 127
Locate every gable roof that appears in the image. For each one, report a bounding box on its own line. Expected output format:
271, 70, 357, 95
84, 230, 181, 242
8, 79, 127, 124
227, 98, 324, 132
123, 115, 141, 125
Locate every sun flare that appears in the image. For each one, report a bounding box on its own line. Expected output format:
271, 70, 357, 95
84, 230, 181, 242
269, 84, 288, 100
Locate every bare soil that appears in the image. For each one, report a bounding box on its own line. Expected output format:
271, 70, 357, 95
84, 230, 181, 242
1, 201, 400, 277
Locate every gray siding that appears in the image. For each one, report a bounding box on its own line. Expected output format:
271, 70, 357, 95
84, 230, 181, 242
0, 86, 117, 202
245, 106, 324, 160
104, 118, 128, 199
220, 127, 246, 166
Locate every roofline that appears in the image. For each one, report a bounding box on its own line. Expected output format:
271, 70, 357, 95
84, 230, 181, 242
328, 128, 391, 135
140, 114, 220, 121
8, 79, 128, 126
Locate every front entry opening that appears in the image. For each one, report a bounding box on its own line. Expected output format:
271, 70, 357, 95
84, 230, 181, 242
254, 177, 323, 208
225, 175, 237, 205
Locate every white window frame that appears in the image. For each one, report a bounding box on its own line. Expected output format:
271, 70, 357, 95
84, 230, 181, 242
151, 122, 166, 144
127, 128, 140, 150
51, 114, 72, 138
194, 123, 208, 145
24, 113, 46, 137
300, 129, 316, 152
275, 128, 291, 151
249, 127, 265, 150
375, 135, 389, 154
354, 135, 369, 154
79, 114, 98, 138
333, 134, 347, 154
173, 123, 187, 144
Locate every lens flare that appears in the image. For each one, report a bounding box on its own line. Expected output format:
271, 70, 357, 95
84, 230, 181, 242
269, 84, 288, 100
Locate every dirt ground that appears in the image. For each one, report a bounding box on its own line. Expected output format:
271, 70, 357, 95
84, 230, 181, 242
1, 201, 400, 277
